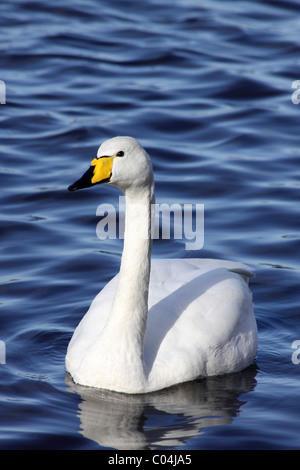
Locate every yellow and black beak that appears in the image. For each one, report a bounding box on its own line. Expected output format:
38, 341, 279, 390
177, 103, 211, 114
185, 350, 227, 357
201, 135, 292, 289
68, 156, 115, 192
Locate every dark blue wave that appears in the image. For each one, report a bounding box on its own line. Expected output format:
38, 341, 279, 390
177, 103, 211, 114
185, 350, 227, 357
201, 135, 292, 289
0, 0, 299, 450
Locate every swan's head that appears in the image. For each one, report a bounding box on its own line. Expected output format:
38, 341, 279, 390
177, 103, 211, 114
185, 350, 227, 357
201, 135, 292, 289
68, 136, 153, 193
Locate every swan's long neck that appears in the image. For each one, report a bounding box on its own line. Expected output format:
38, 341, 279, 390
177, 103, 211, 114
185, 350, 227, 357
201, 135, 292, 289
111, 184, 154, 330
100, 181, 154, 390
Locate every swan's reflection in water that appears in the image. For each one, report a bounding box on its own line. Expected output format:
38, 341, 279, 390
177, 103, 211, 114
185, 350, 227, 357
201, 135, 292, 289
65, 365, 257, 450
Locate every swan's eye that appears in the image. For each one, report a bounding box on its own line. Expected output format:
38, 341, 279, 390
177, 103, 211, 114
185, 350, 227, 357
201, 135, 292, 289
116, 151, 124, 157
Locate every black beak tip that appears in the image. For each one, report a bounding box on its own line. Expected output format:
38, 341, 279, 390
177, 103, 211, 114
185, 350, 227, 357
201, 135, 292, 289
68, 183, 78, 192
68, 165, 95, 192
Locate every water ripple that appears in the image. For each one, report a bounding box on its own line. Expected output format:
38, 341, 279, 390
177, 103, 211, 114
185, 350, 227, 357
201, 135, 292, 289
0, 0, 300, 450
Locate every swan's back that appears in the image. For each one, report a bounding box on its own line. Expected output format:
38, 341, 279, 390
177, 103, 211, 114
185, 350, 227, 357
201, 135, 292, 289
144, 258, 257, 391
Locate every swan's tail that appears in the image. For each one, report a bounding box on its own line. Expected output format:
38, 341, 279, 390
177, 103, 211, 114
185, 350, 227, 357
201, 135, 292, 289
228, 268, 255, 285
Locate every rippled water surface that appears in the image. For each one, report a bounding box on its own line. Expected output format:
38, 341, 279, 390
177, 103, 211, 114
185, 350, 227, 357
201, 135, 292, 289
1, 0, 300, 450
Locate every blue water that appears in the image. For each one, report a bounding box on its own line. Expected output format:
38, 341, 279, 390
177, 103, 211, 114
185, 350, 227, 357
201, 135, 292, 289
1, 0, 300, 450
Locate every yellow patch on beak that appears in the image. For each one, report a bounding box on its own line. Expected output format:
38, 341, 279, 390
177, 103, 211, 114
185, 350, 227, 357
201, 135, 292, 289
91, 156, 115, 184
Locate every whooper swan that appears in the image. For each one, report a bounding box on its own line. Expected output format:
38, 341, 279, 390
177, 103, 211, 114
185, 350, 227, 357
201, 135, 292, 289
66, 136, 258, 394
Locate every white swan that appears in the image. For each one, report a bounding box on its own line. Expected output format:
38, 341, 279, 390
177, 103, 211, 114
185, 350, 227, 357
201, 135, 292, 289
66, 136, 258, 394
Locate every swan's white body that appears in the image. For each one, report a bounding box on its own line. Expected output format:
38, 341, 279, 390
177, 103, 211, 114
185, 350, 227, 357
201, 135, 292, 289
66, 136, 258, 394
